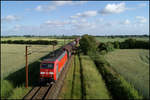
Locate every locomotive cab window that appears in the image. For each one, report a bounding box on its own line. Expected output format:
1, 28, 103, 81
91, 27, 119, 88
41, 63, 54, 69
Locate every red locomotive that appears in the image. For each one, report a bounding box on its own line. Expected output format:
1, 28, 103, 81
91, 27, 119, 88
40, 38, 80, 82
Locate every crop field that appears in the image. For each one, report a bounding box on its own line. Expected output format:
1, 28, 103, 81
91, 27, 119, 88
95, 37, 149, 43
104, 49, 149, 98
1, 44, 59, 78
1, 44, 59, 98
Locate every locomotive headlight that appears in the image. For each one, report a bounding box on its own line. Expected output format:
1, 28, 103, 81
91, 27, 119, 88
49, 72, 54, 74
40, 72, 45, 74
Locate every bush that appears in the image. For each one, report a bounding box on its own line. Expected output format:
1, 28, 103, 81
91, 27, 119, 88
105, 42, 114, 52
119, 38, 149, 49
113, 41, 120, 49
98, 42, 114, 53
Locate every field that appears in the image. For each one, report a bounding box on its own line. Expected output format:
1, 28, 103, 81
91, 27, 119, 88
59, 54, 111, 99
1, 44, 60, 98
1, 44, 59, 78
95, 37, 149, 43
104, 49, 149, 98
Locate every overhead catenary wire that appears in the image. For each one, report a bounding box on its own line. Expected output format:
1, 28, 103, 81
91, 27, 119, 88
25, 45, 57, 56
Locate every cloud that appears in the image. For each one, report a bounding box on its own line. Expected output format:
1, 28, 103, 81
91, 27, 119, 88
137, 3, 147, 7
44, 20, 69, 27
1, 15, 21, 22
70, 19, 96, 29
100, 2, 126, 14
70, 10, 98, 18
35, 5, 43, 11
122, 19, 130, 25
136, 16, 147, 23
13, 25, 22, 31
35, 1, 87, 12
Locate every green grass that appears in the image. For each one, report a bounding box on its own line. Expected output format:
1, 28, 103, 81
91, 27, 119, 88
59, 55, 82, 99
8, 86, 32, 99
1, 44, 59, 78
95, 37, 149, 43
1, 44, 60, 99
80, 55, 111, 99
104, 49, 149, 98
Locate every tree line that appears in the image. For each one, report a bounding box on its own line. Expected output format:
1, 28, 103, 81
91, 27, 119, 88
1, 40, 58, 45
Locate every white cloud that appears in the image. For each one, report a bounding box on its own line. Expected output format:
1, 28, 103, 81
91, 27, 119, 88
137, 3, 147, 7
13, 25, 22, 31
44, 20, 69, 27
124, 19, 130, 25
136, 16, 147, 23
53, 1, 72, 6
70, 19, 96, 29
1, 15, 20, 22
35, 1, 87, 12
71, 10, 98, 18
119, 19, 130, 25
35, 5, 43, 11
100, 2, 126, 14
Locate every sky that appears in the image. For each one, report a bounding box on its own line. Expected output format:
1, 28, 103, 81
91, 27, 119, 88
1, 1, 149, 36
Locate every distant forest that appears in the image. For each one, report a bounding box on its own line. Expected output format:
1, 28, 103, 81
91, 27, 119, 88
1, 34, 149, 39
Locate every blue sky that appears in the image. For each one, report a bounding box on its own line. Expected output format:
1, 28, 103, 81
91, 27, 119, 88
1, 1, 149, 36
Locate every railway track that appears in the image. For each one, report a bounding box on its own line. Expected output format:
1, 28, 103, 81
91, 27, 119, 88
23, 56, 73, 99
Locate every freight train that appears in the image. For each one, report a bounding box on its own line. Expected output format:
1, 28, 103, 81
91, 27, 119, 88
40, 38, 80, 83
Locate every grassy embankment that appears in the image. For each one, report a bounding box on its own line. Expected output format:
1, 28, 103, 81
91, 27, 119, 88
105, 49, 149, 98
59, 54, 111, 99
1, 44, 59, 99
59, 55, 82, 99
80, 55, 111, 99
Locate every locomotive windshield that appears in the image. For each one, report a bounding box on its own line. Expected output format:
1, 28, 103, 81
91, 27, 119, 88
41, 63, 54, 69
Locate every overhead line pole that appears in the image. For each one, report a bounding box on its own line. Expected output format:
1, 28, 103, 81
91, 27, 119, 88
25, 46, 28, 88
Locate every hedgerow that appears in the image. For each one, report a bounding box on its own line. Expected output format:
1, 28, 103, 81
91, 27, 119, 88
1, 40, 58, 45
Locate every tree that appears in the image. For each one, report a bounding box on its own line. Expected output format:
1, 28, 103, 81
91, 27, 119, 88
79, 34, 97, 55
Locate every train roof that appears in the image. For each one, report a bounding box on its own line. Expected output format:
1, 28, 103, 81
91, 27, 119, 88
43, 48, 64, 62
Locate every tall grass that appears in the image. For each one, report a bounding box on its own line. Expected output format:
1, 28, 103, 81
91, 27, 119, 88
1, 80, 13, 98
59, 55, 82, 99
71, 55, 82, 99
59, 56, 76, 98
80, 55, 111, 99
